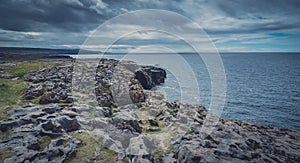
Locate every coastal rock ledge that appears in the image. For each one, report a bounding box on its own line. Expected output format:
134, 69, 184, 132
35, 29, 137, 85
0, 58, 299, 163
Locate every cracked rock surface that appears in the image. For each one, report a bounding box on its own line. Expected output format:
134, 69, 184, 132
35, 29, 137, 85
0, 58, 299, 163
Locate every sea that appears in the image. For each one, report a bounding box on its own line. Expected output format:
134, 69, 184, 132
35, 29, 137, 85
71, 53, 300, 131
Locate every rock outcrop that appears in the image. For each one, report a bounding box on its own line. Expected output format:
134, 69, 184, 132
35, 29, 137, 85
23, 64, 73, 104
135, 66, 166, 90
0, 104, 80, 162
0, 58, 299, 163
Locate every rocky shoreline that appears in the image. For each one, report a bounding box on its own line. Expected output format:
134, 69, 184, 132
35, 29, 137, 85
0, 58, 299, 162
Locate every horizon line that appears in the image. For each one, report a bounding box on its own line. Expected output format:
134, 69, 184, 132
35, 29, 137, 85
0, 46, 300, 54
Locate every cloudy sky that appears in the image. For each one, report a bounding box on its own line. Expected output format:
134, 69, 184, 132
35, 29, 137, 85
1, 0, 300, 52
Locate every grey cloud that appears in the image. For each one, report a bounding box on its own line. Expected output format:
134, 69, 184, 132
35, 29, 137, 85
1, 0, 300, 33
0, 0, 104, 32
199, 0, 300, 34
0, 0, 299, 51
0, 0, 184, 32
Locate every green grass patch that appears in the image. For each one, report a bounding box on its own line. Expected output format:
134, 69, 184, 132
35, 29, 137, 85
38, 136, 52, 151
88, 108, 96, 119
0, 61, 66, 120
0, 61, 56, 77
0, 78, 27, 119
110, 101, 118, 108
66, 132, 117, 163
0, 129, 11, 140
0, 79, 26, 106
0, 148, 14, 162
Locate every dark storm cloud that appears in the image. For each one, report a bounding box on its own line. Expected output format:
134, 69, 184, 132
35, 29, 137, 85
0, 0, 184, 32
2, 0, 299, 33
0, 0, 300, 51
0, 0, 105, 32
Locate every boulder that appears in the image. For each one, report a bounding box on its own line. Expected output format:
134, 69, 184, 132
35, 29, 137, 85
41, 120, 62, 133
39, 92, 59, 104
0, 120, 18, 132
56, 116, 80, 132
149, 119, 159, 127
141, 66, 166, 85
27, 142, 40, 150
134, 66, 166, 90
135, 70, 153, 90
129, 84, 145, 103
113, 118, 143, 133
175, 146, 202, 163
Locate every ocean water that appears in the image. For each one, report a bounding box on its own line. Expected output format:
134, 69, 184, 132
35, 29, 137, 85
159, 53, 300, 131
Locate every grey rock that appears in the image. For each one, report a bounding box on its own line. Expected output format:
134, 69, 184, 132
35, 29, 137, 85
113, 118, 143, 133
24, 84, 43, 100
160, 154, 176, 163
56, 116, 80, 132
149, 119, 159, 127
135, 70, 153, 90
1, 59, 300, 163
135, 66, 166, 90
39, 92, 59, 104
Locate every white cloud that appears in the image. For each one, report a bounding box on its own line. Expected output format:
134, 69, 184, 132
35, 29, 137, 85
89, 0, 108, 14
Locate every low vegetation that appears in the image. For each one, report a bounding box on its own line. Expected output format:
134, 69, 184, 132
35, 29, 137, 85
0, 78, 27, 119
0, 148, 14, 162
38, 136, 52, 151
0, 61, 57, 77
66, 132, 118, 163
0, 61, 66, 120
0, 129, 11, 140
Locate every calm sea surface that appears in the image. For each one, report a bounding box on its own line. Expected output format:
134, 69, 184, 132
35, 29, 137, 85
160, 53, 300, 131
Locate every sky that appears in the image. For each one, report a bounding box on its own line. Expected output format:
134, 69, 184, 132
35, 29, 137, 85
0, 0, 300, 52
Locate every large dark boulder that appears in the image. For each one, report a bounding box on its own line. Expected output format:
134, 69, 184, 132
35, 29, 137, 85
134, 66, 166, 90
135, 70, 153, 89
